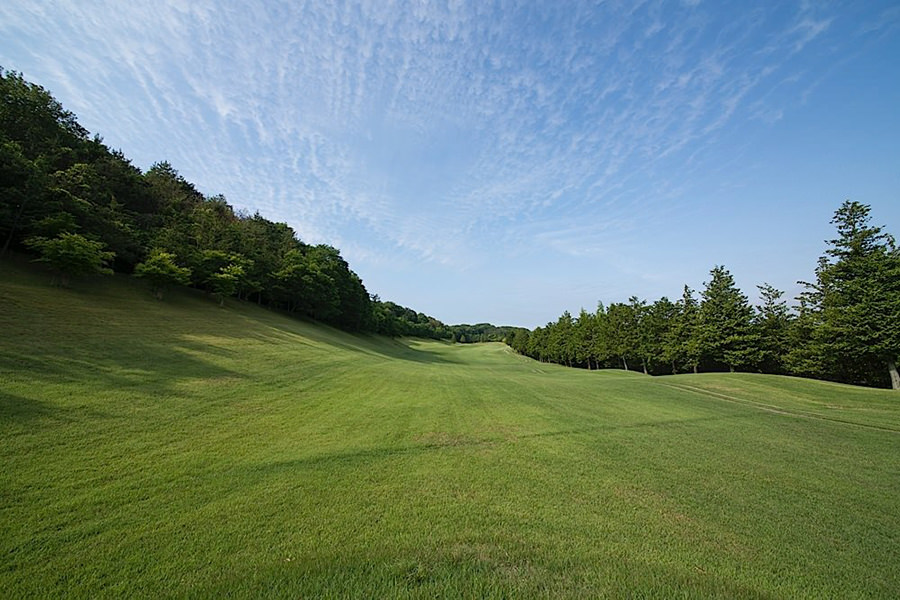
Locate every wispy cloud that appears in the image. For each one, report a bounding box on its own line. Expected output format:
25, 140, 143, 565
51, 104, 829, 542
2, 0, 894, 323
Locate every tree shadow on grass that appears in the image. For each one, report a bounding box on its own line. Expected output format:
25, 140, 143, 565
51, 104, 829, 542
0, 390, 111, 423
340, 335, 462, 365
0, 340, 247, 401
0, 390, 56, 421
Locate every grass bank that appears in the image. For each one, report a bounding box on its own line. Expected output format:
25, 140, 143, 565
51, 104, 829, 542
2, 258, 899, 598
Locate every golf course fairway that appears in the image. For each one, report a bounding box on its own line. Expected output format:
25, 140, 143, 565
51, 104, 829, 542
2, 259, 898, 598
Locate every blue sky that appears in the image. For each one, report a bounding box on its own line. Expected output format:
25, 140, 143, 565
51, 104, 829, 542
2, 1, 898, 327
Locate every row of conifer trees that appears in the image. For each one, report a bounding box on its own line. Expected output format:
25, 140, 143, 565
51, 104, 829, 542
507, 202, 900, 390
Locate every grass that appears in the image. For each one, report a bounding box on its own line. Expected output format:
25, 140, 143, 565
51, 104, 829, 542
2, 256, 899, 598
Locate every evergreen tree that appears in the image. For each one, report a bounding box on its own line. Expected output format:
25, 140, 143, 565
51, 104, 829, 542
646, 296, 677, 375
800, 201, 900, 389
606, 301, 640, 371
574, 308, 597, 369
754, 283, 792, 374
698, 266, 756, 372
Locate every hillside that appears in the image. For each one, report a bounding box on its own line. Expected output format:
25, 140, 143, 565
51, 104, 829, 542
2, 258, 899, 598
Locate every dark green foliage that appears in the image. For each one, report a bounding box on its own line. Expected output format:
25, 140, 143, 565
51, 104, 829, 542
509, 203, 898, 389
449, 323, 524, 344
369, 299, 449, 338
754, 283, 792, 374
0, 69, 385, 333
25, 232, 114, 286
791, 201, 900, 388
698, 266, 757, 372
0, 67, 87, 163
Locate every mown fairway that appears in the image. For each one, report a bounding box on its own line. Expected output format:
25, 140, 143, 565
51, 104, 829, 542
2, 259, 899, 599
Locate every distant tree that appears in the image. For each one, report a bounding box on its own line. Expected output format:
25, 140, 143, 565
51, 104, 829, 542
645, 296, 677, 375
698, 266, 757, 372
679, 287, 703, 374
625, 297, 652, 374
134, 249, 191, 300
574, 308, 597, 369
25, 232, 114, 287
799, 201, 900, 389
527, 327, 547, 361
754, 283, 792, 374
606, 301, 640, 371
510, 328, 530, 355
549, 311, 575, 366
208, 263, 244, 307
592, 303, 612, 368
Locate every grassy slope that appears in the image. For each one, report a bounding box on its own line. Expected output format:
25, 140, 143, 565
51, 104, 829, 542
2, 258, 899, 599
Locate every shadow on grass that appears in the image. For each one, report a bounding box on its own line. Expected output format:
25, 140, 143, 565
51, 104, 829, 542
0, 342, 247, 399
239, 414, 749, 479
517, 413, 755, 440
0, 390, 111, 423
0, 391, 56, 421
245, 438, 493, 476
3, 256, 460, 370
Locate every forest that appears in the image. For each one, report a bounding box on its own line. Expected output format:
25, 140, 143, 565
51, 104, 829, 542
2, 68, 898, 389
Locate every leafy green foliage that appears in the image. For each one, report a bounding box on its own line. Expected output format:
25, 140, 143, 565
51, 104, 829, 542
208, 263, 244, 307
25, 232, 114, 286
134, 249, 191, 299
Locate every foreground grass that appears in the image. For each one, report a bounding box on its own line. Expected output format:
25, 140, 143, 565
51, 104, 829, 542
2, 259, 899, 598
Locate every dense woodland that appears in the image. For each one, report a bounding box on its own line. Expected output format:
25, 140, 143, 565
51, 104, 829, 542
2, 69, 898, 388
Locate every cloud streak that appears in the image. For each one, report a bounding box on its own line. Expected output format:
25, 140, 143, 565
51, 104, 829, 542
2, 0, 896, 324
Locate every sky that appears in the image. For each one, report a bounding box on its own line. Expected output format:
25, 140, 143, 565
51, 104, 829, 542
2, 1, 898, 328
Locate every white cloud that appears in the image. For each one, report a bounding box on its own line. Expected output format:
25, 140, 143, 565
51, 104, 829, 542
3, 0, 887, 324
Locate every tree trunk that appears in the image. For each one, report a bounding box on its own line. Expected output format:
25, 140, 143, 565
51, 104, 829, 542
889, 359, 900, 390
621, 356, 628, 371
693, 364, 698, 374
642, 360, 648, 375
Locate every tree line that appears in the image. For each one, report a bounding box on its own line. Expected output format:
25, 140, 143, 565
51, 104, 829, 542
0, 67, 455, 335
507, 202, 900, 390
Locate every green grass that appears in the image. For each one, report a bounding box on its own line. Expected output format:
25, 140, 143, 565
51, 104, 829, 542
2, 257, 899, 598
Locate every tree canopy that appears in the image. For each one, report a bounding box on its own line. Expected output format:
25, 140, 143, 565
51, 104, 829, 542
509, 203, 899, 389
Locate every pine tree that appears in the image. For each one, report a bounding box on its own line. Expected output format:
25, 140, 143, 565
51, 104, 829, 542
801, 201, 900, 389
698, 266, 757, 372
754, 283, 792, 374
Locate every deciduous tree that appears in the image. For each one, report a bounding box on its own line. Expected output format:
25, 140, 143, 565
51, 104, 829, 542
25, 232, 114, 287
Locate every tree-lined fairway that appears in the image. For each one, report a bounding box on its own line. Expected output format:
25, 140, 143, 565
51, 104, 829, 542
2, 260, 899, 598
